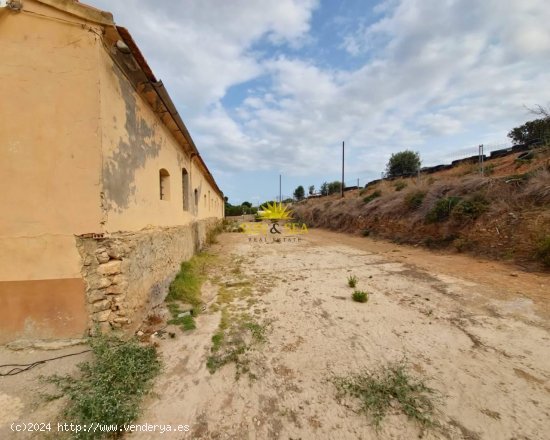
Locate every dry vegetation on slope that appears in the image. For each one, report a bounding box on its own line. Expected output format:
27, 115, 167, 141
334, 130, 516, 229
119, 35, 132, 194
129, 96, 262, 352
293, 147, 550, 270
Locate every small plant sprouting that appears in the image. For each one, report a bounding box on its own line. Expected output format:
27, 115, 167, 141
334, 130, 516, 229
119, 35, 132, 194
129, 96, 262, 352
352, 290, 368, 303
347, 275, 358, 288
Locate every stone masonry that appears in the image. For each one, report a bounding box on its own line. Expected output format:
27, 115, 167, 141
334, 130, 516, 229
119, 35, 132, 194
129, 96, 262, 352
76, 219, 219, 334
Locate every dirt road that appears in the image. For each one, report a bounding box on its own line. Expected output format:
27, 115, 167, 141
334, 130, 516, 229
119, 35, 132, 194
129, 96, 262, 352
133, 229, 550, 440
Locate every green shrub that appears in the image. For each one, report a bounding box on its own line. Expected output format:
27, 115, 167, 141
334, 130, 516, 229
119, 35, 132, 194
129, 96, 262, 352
347, 275, 358, 288
536, 236, 550, 267
47, 335, 161, 439
404, 191, 426, 210
394, 181, 407, 191
352, 290, 368, 303
451, 194, 489, 221
426, 197, 461, 222
363, 190, 382, 204
386, 150, 421, 178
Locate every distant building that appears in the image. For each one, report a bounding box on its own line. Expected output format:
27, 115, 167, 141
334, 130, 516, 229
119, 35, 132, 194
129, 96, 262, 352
0, 0, 223, 343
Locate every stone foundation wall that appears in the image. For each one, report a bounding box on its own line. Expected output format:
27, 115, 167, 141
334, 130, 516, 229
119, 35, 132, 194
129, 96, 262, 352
76, 219, 219, 334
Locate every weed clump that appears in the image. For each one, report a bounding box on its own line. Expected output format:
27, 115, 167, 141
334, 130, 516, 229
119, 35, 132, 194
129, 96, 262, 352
206, 222, 224, 244
363, 190, 382, 204
536, 235, 550, 267
404, 190, 426, 210
207, 311, 266, 378
426, 196, 461, 222
333, 362, 437, 430
347, 275, 358, 288
394, 181, 407, 191
352, 290, 368, 303
451, 194, 489, 221
165, 253, 213, 331
167, 313, 196, 330
46, 335, 161, 439
166, 253, 211, 309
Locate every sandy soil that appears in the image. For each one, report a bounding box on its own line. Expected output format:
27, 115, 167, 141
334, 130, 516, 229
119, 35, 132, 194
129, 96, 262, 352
0, 344, 92, 439
131, 229, 550, 440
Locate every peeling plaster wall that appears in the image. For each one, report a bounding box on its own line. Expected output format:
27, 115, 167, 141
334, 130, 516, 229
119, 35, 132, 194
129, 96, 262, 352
0, 0, 224, 343
98, 47, 224, 232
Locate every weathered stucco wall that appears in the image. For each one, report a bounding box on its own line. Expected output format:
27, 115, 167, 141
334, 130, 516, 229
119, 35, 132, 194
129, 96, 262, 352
98, 47, 224, 232
76, 219, 219, 333
0, 1, 103, 343
0, 1, 224, 344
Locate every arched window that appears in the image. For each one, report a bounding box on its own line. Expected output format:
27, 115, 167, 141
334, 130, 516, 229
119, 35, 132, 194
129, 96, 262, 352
182, 168, 189, 210
194, 189, 199, 206
159, 169, 170, 200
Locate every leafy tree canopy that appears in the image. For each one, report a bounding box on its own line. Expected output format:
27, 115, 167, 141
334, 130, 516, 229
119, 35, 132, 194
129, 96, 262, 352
327, 181, 342, 195
507, 118, 550, 144
293, 185, 305, 201
386, 150, 421, 178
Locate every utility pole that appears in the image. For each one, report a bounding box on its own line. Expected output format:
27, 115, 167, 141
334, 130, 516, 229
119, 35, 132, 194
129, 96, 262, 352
279, 174, 282, 203
478, 144, 484, 175
341, 141, 345, 198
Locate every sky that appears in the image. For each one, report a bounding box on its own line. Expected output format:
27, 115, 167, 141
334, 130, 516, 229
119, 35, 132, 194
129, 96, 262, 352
88, 0, 550, 205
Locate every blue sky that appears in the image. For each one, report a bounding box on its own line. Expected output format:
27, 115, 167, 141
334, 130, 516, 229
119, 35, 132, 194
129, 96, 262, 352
88, 0, 550, 205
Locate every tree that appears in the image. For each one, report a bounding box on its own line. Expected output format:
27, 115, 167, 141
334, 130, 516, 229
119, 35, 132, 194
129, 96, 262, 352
320, 182, 329, 196
308, 185, 315, 196
293, 185, 305, 201
508, 117, 550, 144
327, 181, 342, 195
241, 201, 252, 208
386, 150, 421, 178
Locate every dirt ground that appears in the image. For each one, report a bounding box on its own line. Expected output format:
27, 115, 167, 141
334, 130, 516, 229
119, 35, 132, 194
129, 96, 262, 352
1, 228, 549, 439
135, 229, 550, 439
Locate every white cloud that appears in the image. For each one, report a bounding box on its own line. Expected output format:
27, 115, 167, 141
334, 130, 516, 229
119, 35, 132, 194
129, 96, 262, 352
87, 0, 550, 195
89, 0, 318, 113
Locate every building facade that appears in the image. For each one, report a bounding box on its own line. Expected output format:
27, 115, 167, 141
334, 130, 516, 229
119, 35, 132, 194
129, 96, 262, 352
0, 0, 224, 343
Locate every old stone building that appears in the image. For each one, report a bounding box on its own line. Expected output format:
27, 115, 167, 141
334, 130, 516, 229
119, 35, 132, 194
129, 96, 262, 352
0, 0, 224, 343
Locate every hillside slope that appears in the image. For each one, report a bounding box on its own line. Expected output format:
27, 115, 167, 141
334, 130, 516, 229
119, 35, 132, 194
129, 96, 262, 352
293, 146, 550, 271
